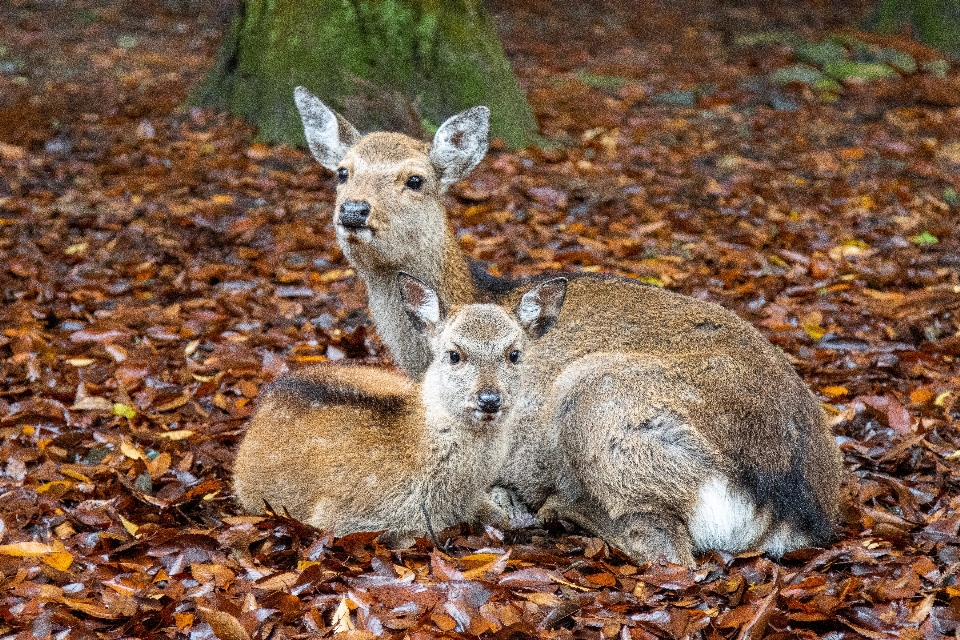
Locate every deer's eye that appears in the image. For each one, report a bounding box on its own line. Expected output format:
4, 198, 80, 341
336, 168, 349, 183
509, 350, 521, 364
448, 350, 461, 365
405, 175, 424, 191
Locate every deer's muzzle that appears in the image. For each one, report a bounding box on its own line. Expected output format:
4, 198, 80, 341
477, 388, 502, 414
339, 200, 371, 229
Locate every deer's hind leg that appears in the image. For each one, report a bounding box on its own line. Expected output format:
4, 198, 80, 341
551, 354, 722, 566
538, 493, 695, 567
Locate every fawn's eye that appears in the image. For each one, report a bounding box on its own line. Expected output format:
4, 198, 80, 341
509, 350, 521, 364
336, 167, 349, 183
405, 175, 424, 191
448, 350, 461, 364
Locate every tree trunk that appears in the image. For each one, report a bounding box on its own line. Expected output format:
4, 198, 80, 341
191, 0, 538, 147
865, 0, 960, 57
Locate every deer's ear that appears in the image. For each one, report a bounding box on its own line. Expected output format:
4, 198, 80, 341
516, 278, 567, 339
430, 106, 489, 191
294, 87, 361, 171
398, 272, 443, 335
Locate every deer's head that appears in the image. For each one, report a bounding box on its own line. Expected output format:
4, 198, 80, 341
295, 88, 489, 272
398, 272, 567, 430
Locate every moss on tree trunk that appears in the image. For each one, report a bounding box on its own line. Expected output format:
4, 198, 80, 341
192, 0, 538, 147
865, 0, 960, 57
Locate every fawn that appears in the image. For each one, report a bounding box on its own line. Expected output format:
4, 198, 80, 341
232, 274, 567, 545
293, 87, 845, 565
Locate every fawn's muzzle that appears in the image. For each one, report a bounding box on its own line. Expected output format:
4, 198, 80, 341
477, 388, 502, 414
339, 200, 371, 229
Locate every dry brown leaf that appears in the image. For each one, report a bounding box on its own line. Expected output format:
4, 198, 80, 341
198, 606, 251, 640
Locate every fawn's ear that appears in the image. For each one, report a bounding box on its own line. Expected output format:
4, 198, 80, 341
398, 272, 443, 335
430, 106, 490, 191
516, 277, 568, 339
294, 87, 362, 171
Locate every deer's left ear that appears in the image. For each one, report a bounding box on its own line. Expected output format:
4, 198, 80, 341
430, 106, 490, 191
516, 277, 567, 338
398, 272, 443, 334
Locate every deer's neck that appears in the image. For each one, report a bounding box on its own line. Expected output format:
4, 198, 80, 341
362, 230, 474, 379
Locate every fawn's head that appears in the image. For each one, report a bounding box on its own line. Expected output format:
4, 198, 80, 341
294, 87, 489, 271
398, 273, 567, 430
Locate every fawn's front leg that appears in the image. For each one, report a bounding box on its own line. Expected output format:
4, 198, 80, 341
476, 486, 537, 528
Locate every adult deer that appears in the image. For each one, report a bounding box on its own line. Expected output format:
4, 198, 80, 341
293, 87, 845, 565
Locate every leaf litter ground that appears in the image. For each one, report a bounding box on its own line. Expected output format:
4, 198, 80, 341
0, 0, 959, 638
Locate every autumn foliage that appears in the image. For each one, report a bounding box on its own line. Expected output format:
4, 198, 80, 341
0, 0, 958, 638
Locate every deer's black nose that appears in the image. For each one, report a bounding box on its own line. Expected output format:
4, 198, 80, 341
477, 388, 501, 414
339, 200, 370, 229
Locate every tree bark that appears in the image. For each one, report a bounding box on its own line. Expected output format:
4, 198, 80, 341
865, 0, 960, 57
192, 0, 538, 147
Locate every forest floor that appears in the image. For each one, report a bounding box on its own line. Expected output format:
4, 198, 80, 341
1, 0, 959, 638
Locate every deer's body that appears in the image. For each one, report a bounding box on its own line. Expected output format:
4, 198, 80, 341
293, 88, 845, 565
233, 273, 566, 545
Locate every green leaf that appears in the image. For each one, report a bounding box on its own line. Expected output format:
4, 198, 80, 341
116, 35, 138, 49
650, 90, 696, 107
575, 71, 629, 91
943, 187, 958, 206
813, 77, 843, 93
876, 48, 917, 74
771, 64, 825, 85
794, 41, 848, 66
734, 31, 801, 47
112, 402, 137, 419
826, 33, 869, 50
134, 472, 153, 494
911, 231, 939, 245
822, 60, 897, 81
635, 276, 664, 287
922, 59, 950, 79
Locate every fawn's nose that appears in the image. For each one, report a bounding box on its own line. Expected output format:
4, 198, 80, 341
477, 388, 502, 414
339, 200, 370, 229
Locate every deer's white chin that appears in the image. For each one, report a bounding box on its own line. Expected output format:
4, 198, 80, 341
336, 226, 374, 244
471, 409, 502, 426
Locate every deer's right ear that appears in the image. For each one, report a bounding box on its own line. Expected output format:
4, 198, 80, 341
398, 272, 443, 335
294, 87, 361, 171
516, 277, 567, 339
430, 106, 490, 191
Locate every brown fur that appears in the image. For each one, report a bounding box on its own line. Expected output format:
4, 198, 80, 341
233, 275, 566, 545
294, 89, 846, 565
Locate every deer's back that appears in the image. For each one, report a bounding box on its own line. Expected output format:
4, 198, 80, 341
233, 365, 427, 525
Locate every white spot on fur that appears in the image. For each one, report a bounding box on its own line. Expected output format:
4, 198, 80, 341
761, 521, 810, 557
688, 475, 770, 553
689, 476, 812, 557
516, 297, 541, 326
307, 497, 337, 529
336, 226, 373, 243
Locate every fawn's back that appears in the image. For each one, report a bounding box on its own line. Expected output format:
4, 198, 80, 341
232, 365, 426, 528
